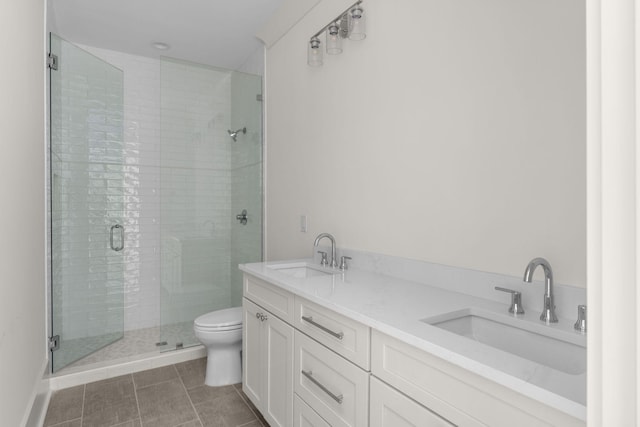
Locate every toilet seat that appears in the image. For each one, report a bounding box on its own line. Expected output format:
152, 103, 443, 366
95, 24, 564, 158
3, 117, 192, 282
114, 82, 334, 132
194, 306, 242, 331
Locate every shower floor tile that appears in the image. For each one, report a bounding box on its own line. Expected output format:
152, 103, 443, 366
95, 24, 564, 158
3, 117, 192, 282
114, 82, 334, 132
59, 322, 197, 372
44, 358, 269, 427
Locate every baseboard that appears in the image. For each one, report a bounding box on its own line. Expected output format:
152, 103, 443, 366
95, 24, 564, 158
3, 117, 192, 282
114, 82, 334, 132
22, 358, 51, 427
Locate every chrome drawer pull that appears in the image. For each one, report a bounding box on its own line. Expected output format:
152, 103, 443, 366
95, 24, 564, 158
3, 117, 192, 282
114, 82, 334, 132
301, 370, 343, 404
301, 315, 344, 340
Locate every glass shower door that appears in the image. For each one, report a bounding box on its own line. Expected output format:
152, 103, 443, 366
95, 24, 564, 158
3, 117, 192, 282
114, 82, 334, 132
50, 34, 125, 372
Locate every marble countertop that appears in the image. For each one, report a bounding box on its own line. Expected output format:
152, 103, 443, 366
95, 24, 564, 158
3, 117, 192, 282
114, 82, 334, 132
239, 258, 586, 421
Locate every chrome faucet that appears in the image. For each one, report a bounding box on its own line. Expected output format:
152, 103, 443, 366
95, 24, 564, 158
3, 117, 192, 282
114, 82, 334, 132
314, 233, 337, 268
523, 257, 558, 323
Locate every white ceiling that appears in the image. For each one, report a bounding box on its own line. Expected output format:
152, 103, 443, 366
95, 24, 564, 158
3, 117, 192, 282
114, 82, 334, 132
50, 0, 285, 70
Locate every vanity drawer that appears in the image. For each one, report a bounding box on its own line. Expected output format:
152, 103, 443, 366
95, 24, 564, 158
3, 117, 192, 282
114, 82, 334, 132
294, 330, 369, 427
294, 394, 331, 427
370, 376, 454, 427
244, 273, 295, 324
294, 297, 370, 370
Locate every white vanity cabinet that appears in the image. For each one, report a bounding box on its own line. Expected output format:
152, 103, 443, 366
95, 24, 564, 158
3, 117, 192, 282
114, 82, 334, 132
242, 269, 585, 427
243, 273, 372, 427
242, 275, 295, 427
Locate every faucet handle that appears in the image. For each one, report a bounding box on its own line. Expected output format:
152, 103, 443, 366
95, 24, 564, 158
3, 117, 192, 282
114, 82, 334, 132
574, 305, 587, 333
318, 251, 328, 267
495, 287, 525, 315
339, 256, 352, 271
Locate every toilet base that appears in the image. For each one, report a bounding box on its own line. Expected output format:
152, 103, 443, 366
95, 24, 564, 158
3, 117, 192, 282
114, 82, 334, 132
204, 346, 242, 387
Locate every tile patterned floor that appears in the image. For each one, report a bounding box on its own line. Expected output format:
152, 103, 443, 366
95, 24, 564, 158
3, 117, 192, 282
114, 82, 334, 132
44, 358, 269, 427
60, 322, 197, 371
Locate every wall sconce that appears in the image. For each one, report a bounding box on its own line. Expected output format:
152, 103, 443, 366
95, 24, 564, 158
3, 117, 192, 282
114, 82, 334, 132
348, 4, 366, 41
307, 36, 323, 67
326, 22, 342, 55
307, 1, 365, 66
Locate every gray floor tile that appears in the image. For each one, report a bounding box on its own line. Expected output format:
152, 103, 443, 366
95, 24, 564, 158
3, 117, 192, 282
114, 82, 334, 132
137, 378, 198, 427
83, 375, 139, 427
233, 389, 267, 427
47, 419, 82, 427
112, 418, 142, 427
187, 384, 236, 406
45, 361, 264, 427
44, 385, 84, 426
175, 358, 207, 390
194, 392, 257, 427
132, 365, 178, 389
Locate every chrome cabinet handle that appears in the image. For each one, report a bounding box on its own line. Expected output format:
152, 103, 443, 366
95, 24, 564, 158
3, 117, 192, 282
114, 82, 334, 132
301, 315, 344, 340
110, 224, 124, 252
301, 370, 343, 404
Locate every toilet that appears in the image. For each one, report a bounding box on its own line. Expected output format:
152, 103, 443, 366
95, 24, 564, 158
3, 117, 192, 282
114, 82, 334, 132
193, 306, 243, 387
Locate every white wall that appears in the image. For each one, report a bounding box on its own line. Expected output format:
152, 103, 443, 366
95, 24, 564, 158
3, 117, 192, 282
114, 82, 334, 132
265, 0, 586, 287
238, 46, 266, 76
0, 0, 47, 425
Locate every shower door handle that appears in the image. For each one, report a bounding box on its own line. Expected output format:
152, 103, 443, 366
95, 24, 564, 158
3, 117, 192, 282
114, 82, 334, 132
110, 224, 125, 252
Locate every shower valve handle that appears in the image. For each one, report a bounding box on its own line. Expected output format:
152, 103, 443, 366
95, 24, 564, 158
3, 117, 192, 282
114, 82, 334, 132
236, 209, 248, 225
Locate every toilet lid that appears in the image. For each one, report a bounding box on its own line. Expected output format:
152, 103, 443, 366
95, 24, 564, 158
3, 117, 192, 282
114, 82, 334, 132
194, 306, 242, 329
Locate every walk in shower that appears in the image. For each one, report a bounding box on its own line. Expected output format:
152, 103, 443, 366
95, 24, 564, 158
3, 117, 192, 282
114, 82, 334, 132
49, 34, 263, 373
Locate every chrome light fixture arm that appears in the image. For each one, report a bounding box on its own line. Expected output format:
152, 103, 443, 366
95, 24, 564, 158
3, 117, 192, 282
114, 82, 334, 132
310, 0, 363, 40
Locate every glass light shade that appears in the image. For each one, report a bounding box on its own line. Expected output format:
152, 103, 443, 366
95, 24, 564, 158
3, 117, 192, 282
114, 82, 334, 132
307, 37, 323, 66
349, 6, 366, 41
326, 23, 342, 55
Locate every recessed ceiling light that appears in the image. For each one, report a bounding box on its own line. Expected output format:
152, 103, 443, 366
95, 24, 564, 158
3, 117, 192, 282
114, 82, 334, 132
152, 42, 170, 50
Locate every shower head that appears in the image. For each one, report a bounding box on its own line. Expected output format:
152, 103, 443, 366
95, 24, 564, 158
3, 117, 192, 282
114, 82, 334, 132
227, 127, 246, 142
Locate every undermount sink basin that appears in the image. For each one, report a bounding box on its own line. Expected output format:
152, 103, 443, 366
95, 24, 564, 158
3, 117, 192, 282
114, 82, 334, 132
422, 309, 586, 375
266, 262, 337, 279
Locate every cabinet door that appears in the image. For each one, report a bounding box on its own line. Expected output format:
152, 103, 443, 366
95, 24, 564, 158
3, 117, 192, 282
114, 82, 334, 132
264, 311, 294, 427
370, 377, 454, 427
243, 298, 265, 409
